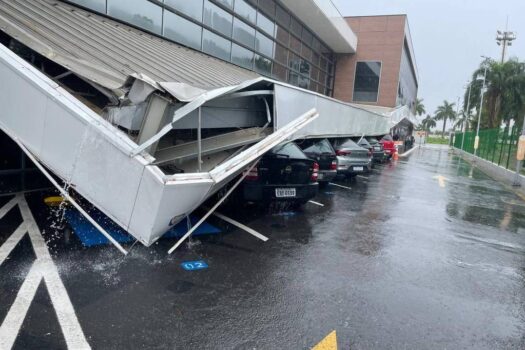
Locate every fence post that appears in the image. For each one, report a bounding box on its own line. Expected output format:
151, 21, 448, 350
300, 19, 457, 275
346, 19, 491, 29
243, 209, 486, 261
512, 115, 525, 186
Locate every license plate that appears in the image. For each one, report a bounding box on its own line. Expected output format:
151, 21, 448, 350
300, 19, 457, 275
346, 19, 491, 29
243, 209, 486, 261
317, 173, 324, 180
275, 188, 296, 198
353, 166, 364, 171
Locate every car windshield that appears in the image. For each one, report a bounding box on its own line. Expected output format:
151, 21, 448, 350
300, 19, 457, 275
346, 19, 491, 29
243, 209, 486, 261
269, 142, 308, 159
302, 139, 333, 154
368, 138, 379, 144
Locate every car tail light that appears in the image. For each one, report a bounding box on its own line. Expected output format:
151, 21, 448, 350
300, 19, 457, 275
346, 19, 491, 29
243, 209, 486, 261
243, 166, 259, 181
367, 150, 372, 157
330, 160, 337, 170
336, 150, 351, 156
311, 162, 319, 182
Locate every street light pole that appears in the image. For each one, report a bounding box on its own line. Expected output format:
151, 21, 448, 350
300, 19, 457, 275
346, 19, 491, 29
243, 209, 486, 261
460, 82, 472, 151
474, 67, 487, 157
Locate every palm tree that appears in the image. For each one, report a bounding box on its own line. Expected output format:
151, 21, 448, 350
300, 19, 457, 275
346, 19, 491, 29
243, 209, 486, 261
466, 58, 525, 128
421, 114, 436, 132
414, 98, 426, 116
434, 100, 457, 137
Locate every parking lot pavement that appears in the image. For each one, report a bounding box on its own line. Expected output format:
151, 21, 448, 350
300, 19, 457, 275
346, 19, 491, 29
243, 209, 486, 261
1, 145, 525, 349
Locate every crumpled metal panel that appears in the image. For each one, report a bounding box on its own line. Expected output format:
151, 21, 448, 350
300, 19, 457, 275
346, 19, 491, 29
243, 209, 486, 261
0, 0, 259, 91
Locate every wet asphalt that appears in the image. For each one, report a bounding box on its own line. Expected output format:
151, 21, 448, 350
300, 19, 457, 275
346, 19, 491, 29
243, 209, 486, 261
1, 145, 525, 349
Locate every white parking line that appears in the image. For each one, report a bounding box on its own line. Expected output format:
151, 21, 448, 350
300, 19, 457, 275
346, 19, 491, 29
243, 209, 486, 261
308, 200, 325, 207
356, 175, 368, 180
0, 196, 18, 220
213, 212, 269, 242
329, 183, 352, 190
0, 223, 26, 265
0, 195, 91, 349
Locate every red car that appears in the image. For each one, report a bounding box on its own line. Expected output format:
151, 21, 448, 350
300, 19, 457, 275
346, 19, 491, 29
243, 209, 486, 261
379, 135, 396, 159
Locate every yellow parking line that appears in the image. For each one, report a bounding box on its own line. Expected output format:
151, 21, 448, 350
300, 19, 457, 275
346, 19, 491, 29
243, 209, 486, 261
312, 330, 337, 350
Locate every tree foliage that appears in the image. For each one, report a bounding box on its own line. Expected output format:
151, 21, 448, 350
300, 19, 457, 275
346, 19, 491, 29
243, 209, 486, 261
434, 100, 457, 136
464, 58, 525, 129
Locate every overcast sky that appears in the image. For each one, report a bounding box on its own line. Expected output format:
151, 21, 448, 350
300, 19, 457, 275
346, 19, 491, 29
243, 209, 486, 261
334, 0, 525, 122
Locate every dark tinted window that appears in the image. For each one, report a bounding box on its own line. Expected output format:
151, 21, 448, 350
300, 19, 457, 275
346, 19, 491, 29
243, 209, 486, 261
163, 11, 202, 50
70, 0, 106, 12
302, 139, 333, 154
203, 0, 233, 36
353, 61, 381, 102
270, 143, 307, 159
165, 0, 203, 21
107, 0, 162, 34
275, 5, 290, 27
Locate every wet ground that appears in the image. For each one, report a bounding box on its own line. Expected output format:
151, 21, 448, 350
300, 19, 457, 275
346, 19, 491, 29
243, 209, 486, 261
1, 145, 525, 349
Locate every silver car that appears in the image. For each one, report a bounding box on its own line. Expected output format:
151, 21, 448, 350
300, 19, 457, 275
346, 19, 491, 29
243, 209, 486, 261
331, 138, 372, 177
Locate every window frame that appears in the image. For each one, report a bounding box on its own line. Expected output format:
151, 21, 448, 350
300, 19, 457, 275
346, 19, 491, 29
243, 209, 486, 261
352, 60, 383, 103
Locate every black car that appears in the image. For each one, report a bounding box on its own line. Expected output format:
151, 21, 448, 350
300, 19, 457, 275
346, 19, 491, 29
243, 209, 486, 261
296, 138, 337, 187
366, 137, 386, 163
240, 142, 319, 206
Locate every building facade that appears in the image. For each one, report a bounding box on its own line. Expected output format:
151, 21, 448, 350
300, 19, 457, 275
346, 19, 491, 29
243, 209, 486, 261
67, 0, 356, 97
333, 15, 419, 112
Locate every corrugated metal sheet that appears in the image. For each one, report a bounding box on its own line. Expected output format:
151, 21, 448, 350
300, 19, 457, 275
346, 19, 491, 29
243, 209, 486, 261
0, 0, 259, 90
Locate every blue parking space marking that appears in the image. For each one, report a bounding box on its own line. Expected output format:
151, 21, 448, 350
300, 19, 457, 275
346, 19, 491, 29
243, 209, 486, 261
181, 261, 208, 271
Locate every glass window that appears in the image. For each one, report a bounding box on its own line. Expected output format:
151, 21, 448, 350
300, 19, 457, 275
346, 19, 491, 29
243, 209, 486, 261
289, 35, 301, 53
275, 5, 290, 27
163, 11, 202, 50
288, 71, 299, 86
255, 31, 273, 58
164, 0, 203, 21
202, 29, 232, 61
319, 70, 326, 85
257, 12, 275, 37
270, 142, 307, 159
274, 44, 288, 65
258, 0, 276, 17
312, 37, 321, 52
303, 139, 333, 153
203, 0, 233, 37
353, 61, 382, 102
312, 52, 320, 66
288, 52, 300, 71
301, 44, 312, 61
299, 59, 311, 77
107, 0, 162, 34
254, 54, 272, 75
70, 0, 106, 13
302, 28, 313, 47
234, 0, 256, 24
290, 17, 301, 36
310, 66, 319, 81
275, 25, 289, 46
233, 18, 255, 49
231, 44, 254, 69
297, 74, 309, 89
215, 0, 233, 9
272, 63, 287, 81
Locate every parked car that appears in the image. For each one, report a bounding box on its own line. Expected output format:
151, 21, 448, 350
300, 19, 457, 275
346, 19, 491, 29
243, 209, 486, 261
331, 138, 372, 177
296, 138, 337, 187
367, 137, 387, 163
379, 134, 396, 159
240, 142, 319, 206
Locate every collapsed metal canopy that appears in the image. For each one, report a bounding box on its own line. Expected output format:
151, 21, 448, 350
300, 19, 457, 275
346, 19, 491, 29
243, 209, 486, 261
0, 0, 259, 91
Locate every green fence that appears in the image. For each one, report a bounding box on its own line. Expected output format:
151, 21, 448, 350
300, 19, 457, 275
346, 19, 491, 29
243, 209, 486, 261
453, 126, 521, 172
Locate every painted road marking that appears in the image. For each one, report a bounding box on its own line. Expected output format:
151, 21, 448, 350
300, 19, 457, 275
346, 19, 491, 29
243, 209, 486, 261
312, 330, 337, 350
329, 183, 352, 190
308, 200, 325, 207
356, 175, 368, 180
181, 261, 208, 271
433, 175, 449, 188
0, 195, 90, 350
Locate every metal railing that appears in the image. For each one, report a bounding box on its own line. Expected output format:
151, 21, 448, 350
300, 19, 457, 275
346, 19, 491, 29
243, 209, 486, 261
454, 126, 522, 173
